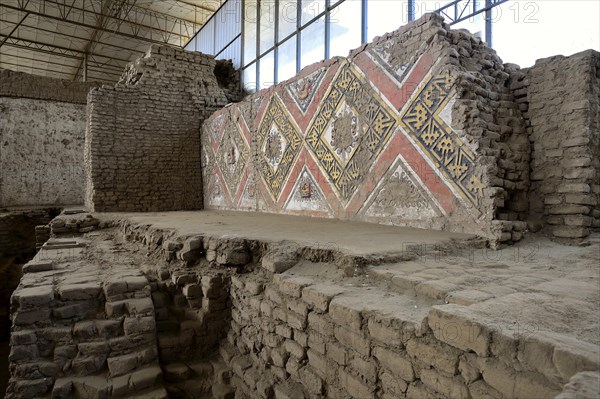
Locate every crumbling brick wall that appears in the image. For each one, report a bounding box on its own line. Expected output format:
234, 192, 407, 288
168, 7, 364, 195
510, 50, 600, 243
84, 46, 228, 212
0, 69, 99, 207
201, 14, 529, 246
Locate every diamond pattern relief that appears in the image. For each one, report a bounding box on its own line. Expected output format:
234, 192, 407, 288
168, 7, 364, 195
400, 72, 482, 205
257, 95, 303, 200
210, 114, 224, 141
286, 68, 326, 114
305, 62, 398, 203
368, 41, 413, 85
216, 119, 250, 197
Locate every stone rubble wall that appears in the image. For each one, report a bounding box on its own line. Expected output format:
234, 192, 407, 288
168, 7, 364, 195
201, 14, 529, 246
509, 50, 600, 243
0, 70, 98, 207
84, 46, 229, 212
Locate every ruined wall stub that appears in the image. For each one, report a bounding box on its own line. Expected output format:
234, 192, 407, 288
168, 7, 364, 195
84, 46, 228, 212
510, 50, 600, 243
0, 69, 98, 207
202, 14, 530, 245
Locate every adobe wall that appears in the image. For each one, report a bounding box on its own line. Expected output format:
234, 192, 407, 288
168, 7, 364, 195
7, 211, 599, 399
201, 14, 529, 246
0, 69, 98, 207
510, 50, 600, 243
0, 69, 98, 104
84, 46, 229, 212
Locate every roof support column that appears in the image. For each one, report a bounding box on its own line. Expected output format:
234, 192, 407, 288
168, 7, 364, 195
83, 53, 88, 82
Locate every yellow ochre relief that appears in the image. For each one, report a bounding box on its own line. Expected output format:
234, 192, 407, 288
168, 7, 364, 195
257, 95, 303, 200
400, 71, 484, 207
305, 61, 398, 203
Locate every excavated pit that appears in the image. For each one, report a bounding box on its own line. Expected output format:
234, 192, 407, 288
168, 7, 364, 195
5, 210, 599, 399
0, 207, 61, 394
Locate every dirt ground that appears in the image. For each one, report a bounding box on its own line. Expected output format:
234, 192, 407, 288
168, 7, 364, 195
95, 210, 479, 257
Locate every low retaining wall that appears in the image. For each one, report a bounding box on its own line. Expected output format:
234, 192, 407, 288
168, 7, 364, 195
202, 14, 529, 246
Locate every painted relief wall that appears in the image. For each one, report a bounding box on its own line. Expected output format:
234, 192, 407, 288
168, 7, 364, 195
202, 14, 530, 244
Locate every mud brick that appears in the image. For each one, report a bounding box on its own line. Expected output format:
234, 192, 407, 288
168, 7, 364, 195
14, 285, 54, 308
59, 282, 101, 301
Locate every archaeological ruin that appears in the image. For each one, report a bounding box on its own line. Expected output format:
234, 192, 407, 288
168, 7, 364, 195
0, 7, 598, 399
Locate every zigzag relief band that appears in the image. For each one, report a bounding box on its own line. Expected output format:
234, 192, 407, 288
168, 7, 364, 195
399, 72, 483, 207
203, 57, 483, 218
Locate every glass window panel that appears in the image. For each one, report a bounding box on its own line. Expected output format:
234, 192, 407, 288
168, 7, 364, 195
330, 0, 362, 58
277, 36, 297, 83
184, 36, 195, 52
301, 0, 325, 26
198, 19, 215, 54
279, 0, 298, 40
260, 0, 276, 53
367, 0, 407, 42
218, 36, 242, 70
493, 0, 600, 68
300, 15, 325, 68
242, 63, 257, 93
259, 51, 275, 90
243, 0, 258, 65
414, 1, 454, 20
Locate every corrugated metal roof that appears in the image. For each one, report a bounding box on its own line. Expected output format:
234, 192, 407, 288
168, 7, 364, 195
0, 0, 223, 83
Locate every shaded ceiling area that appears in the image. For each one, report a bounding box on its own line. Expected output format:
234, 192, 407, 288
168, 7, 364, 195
0, 0, 223, 83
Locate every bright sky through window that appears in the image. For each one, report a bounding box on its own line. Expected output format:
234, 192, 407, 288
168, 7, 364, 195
493, 0, 600, 67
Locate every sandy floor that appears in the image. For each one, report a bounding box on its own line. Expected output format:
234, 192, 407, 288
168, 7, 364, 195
95, 210, 477, 257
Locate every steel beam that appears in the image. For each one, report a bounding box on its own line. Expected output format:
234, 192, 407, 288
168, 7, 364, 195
435, 0, 508, 26
0, 60, 121, 79
0, 35, 133, 64
0, 17, 146, 55
1, 2, 189, 47
173, 0, 219, 13
72, 0, 117, 81
0, 11, 29, 49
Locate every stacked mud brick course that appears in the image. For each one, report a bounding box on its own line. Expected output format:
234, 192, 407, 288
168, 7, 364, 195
84, 45, 229, 212
0, 68, 99, 104
0, 70, 99, 207
113, 217, 599, 399
117, 222, 239, 397
510, 50, 600, 243
202, 14, 530, 246
7, 246, 164, 398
